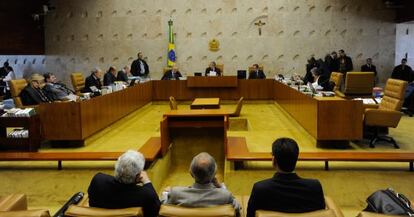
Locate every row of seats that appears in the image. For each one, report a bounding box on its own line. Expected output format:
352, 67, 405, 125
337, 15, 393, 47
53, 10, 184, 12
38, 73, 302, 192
0, 193, 403, 217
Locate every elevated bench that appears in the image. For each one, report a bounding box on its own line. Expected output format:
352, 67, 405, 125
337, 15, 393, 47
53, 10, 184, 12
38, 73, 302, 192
0, 137, 161, 170
227, 137, 414, 171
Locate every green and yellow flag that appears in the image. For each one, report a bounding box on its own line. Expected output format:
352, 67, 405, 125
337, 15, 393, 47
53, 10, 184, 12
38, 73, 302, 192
167, 19, 176, 67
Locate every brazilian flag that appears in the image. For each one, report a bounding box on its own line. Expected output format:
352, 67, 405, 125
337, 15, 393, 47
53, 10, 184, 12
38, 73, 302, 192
167, 19, 176, 67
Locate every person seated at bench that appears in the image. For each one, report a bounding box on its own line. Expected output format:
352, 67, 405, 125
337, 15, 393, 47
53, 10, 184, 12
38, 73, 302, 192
161, 65, 182, 80
43, 72, 77, 101
248, 64, 266, 79
205, 61, 221, 76
247, 138, 325, 217
84, 67, 103, 93
162, 152, 240, 214
87, 150, 160, 217
310, 67, 332, 91
103, 66, 118, 86
117, 66, 131, 82
20, 73, 52, 106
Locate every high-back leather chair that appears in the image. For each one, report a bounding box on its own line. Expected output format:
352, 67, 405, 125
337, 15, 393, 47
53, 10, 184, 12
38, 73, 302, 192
0, 194, 50, 217
255, 196, 344, 217
71, 72, 85, 95
216, 64, 224, 76
330, 72, 343, 92
364, 78, 408, 148
159, 204, 236, 217
344, 72, 375, 95
229, 97, 244, 117
169, 96, 178, 110
9, 79, 28, 108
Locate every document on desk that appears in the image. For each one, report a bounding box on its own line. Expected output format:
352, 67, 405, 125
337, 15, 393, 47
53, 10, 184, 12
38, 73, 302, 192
354, 98, 376, 104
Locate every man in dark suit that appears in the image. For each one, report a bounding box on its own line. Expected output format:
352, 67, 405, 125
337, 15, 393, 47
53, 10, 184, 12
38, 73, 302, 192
361, 58, 377, 76
131, 52, 150, 77
247, 138, 325, 217
103, 66, 117, 86
303, 57, 318, 84
326, 51, 340, 73
161, 65, 182, 80
20, 73, 52, 106
205, 61, 221, 76
84, 67, 102, 93
0, 62, 13, 96
88, 150, 160, 217
338, 49, 353, 74
248, 64, 266, 79
117, 66, 130, 82
391, 58, 413, 83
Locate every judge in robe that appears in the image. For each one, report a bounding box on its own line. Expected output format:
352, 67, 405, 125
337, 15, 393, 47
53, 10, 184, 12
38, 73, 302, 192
205, 61, 221, 76
161, 65, 182, 80
103, 66, 117, 86
391, 58, 414, 83
84, 67, 103, 93
303, 57, 318, 84
310, 67, 330, 91
248, 64, 266, 79
325, 51, 340, 74
19, 73, 52, 106
117, 66, 130, 82
131, 52, 150, 77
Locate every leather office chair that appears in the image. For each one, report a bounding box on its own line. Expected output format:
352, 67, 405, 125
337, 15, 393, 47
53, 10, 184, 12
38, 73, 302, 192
159, 204, 236, 217
357, 212, 403, 217
71, 72, 85, 95
216, 64, 224, 76
229, 97, 244, 117
330, 72, 343, 92
364, 79, 408, 148
169, 96, 178, 110
255, 196, 344, 217
0, 194, 50, 217
343, 72, 375, 95
9, 79, 28, 108
64, 194, 143, 217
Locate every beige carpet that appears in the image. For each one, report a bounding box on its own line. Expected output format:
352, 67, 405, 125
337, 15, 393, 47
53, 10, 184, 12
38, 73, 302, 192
0, 102, 413, 216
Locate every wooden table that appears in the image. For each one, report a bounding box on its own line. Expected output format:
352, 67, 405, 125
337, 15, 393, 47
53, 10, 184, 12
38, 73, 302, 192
187, 76, 238, 88
160, 109, 229, 155
191, 98, 220, 109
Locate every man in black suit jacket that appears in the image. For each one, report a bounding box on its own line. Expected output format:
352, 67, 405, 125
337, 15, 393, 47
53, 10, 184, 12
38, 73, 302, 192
361, 58, 377, 76
391, 58, 414, 83
247, 138, 325, 217
161, 65, 182, 80
338, 49, 353, 74
88, 150, 160, 217
205, 61, 221, 76
117, 66, 130, 82
84, 67, 103, 93
20, 74, 52, 106
248, 64, 266, 79
131, 52, 150, 77
103, 66, 117, 86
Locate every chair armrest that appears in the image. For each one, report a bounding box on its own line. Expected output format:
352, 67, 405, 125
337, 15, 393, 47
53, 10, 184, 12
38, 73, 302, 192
65, 205, 142, 217
364, 109, 402, 127
357, 211, 402, 217
0, 209, 50, 217
0, 194, 27, 211
324, 196, 344, 217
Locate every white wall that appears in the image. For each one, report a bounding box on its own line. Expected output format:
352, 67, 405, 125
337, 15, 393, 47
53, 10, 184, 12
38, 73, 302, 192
395, 23, 414, 70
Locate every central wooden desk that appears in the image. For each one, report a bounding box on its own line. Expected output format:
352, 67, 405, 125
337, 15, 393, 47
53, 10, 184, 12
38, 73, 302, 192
160, 109, 229, 155
191, 98, 220, 109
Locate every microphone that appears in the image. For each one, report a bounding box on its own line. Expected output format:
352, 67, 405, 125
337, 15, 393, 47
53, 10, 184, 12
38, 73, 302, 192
53, 192, 84, 217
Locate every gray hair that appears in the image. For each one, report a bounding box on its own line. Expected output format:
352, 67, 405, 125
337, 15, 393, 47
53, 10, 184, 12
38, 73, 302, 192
91, 67, 101, 74
114, 150, 145, 184
190, 152, 217, 184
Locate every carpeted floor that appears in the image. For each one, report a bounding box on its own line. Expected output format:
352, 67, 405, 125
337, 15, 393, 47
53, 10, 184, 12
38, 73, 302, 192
0, 102, 413, 216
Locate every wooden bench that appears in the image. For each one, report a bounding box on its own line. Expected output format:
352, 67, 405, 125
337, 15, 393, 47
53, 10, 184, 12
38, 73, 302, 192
0, 137, 161, 170
227, 137, 414, 171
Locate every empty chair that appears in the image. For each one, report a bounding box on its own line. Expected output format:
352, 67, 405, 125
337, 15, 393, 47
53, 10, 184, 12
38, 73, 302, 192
229, 97, 244, 117
159, 204, 236, 217
255, 196, 344, 217
343, 72, 375, 95
9, 79, 28, 108
364, 79, 408, 148
169, 96, 177, 110
71, 72, 85, 95
330, 72, 343, 92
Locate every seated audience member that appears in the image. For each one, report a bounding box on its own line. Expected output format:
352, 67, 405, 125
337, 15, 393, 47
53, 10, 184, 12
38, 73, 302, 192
205, 61, 221, 76
310, 67, 330, 91
338, 49, 353, 74
163, 152, 240, 213
88, 150, 160, 217
84, 67, 103, 93
19, 73, 52, 106
303, 57, 318, 84
117, 66, 131, 82
391, 58, 414, 83
161, 65, 182, 80
248, 64, 266, 79
43, 72, 77, 101
103, 66, 117, 86
247, 138, 325, 217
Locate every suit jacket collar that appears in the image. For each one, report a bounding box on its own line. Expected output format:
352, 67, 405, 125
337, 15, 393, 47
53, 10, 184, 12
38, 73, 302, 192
192, 182, 215, 189
273, 172, 300, 181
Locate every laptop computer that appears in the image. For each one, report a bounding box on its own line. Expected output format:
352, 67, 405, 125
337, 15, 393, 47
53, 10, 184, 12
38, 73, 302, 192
194, 72, 202, 76
237, 70, 247, 79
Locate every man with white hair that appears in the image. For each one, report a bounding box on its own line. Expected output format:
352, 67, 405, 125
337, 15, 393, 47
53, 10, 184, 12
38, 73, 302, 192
88, 150, 160, 217
117, 65, 131, 82
19, 73, 52, 106
83, 67, 102, 93
163, 152, 240, 213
